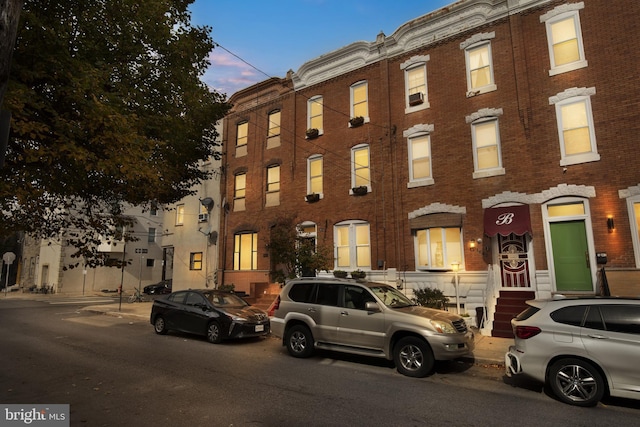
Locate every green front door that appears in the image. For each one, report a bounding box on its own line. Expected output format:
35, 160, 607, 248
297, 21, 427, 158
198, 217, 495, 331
550, 220, 593, 292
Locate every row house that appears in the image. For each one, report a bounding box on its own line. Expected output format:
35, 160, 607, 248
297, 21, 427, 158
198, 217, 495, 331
219, 0, 640, 337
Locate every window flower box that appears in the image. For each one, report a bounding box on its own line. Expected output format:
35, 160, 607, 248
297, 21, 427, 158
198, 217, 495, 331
333, 270, 348, 278
352, 185, 368, 196
349, 116, 364, 127
306, 128, 319, 139
305, 193, 320, 203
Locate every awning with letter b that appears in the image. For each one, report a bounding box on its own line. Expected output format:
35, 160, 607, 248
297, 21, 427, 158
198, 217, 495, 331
483, 205, 532, 237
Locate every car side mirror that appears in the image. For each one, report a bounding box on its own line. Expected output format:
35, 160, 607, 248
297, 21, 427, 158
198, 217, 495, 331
365, 301, 381, 312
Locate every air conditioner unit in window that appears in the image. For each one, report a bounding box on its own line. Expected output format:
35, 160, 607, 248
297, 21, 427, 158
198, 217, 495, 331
408, 92, 424, 106
198, 213, 209, 222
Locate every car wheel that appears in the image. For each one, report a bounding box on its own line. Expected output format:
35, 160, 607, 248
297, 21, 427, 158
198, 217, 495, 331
207, 321, 223, 344
285, 324, 314, 358
393, 336, 434, 377
548, 358, 605, 407
153, 316, 168, 335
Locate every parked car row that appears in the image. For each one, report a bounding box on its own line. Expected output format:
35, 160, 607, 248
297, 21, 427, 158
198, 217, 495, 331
143, 279, 172, 295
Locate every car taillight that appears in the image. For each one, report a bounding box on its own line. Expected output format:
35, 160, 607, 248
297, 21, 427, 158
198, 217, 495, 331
267, 295, 280, 317
514, 325, 542, 339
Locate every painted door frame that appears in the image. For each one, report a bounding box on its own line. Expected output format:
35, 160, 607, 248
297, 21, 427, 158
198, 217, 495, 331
542, 196, 597, 293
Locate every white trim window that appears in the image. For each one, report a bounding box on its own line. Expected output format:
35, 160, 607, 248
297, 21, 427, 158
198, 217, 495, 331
414, 227, 463, 270
541, 3, 588, 76
350, 144, 370, 194
265, 164, 280, 207
401, 55, 430, 113
266, 110, 281, 149
461, 33, 496, 96
549, 87, 598, 166
626, 195, 640, 268
408, 133, 433, 187
471, 118, 504, 178
175, 204, 184, 226
307, 96, 323, 135
334, 220, 371, 270
236, 121, 248, 157
350, 81, 369, 124
307, 155, 323, 196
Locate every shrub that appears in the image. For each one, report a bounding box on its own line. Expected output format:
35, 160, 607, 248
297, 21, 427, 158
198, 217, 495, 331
413, 287, 448, 309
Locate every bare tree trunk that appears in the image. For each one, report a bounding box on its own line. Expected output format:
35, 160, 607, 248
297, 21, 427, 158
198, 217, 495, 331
0, 0, 23, 107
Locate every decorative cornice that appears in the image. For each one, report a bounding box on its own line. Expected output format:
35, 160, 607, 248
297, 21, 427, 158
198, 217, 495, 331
482, 191, 532, 208
292, 0, 551, 90
408, 203, 466, 219
465, 107, 503, 123
460, 31, 496, 50
400, 55, 430, 70
540, 1, 584, 22
619, 184, 640, 199
403, 123, 434, 137
482, 184, 596, 208
548, 87, 596, 104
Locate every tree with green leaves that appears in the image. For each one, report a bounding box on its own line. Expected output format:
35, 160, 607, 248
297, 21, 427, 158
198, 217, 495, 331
268, 216, 334, 284
0, 0, 229, 266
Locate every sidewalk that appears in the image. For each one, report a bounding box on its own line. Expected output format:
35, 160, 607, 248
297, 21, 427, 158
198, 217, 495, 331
81, 300, 512, 367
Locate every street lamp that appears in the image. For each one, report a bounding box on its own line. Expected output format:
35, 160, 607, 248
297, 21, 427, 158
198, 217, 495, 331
451, 261, 460, 315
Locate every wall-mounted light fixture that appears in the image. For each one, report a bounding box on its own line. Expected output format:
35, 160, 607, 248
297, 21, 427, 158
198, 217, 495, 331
469, 238, 483, 252
607, 216, 615, 233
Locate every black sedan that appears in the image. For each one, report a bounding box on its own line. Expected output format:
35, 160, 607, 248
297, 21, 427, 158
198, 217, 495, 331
150, 289, 270, 343
143, 280, 172, 295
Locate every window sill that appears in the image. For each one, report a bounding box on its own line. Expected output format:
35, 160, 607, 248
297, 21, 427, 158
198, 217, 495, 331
404, 102, 430, 115
407, 178, 435, 188
472, 168, 505, 179
549, 60, 588, 76
560, 152, 600, 166
466, 84, 497, 98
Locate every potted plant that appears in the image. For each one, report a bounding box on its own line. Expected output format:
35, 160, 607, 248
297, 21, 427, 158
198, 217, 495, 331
352, 185, 368, 196
305, 193, 320, 203
305, 128, 319, 139
350, 270, 366, 280
333, 270, 348, 278
349, 116, 364, 127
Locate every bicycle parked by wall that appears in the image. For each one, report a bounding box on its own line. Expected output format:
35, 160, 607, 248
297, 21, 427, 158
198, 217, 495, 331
128, 288, 146, 303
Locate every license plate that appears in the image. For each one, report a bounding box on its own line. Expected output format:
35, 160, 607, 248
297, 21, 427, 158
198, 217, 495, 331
255, 324, 264, 332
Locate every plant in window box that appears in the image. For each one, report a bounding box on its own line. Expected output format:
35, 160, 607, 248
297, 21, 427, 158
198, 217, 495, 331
305, 193, 320, 203
352, 185, 368, 196
350, 270, 366, 280
349, 116, 364, 127
333, 270, 348, 278
305, 128, 319, 139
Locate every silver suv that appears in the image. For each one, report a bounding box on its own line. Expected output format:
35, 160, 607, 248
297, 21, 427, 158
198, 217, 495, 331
506, 297, 640, 406
269, 277, 474, 377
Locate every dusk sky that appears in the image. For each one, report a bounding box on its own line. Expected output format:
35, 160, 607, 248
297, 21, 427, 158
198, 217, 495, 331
188, 0, 452, 97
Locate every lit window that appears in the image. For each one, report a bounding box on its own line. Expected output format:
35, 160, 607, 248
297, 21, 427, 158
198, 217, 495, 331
415, 228, 463, 270
350, 81, 368, 121
267, 110, 281, 149
465, 42, 496, 95
541, 5, 587, 75
190, 252, 203, 270
308, 96, 323, 133
234, 232, 258, 270
236, 121, 248, 157
266, 165, 280, 207
471, 118, 505, 178
351, 144, 370, 192
626, 196, 640, 268
234, 173, 246, 211
175, 204, 184, 226
334, 221, 370, 270
408, 134, 432, 184
550, 88, 598, 166
401, 56, 429, 112
307, 155, 323, 195
148, 227, 156, 243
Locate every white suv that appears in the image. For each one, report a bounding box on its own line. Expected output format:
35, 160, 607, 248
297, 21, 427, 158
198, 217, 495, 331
506, 297, 640, 406
269, 277, 474, 377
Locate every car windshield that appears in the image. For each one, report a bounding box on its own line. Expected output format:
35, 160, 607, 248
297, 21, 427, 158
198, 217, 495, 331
203, 292, 248, 308
369, 285, 415, 308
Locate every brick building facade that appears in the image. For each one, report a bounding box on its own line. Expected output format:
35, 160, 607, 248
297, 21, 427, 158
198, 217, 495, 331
219, 0, 640, 336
